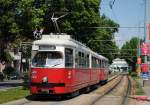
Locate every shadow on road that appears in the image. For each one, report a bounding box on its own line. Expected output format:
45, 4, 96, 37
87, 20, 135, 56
25, 84, 101, 102
25, 94, 75, 102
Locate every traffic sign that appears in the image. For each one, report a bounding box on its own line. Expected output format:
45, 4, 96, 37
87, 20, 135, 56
142, 73, 149, 80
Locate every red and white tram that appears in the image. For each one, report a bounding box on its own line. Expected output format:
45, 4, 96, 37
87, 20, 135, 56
30, 33, 109, 95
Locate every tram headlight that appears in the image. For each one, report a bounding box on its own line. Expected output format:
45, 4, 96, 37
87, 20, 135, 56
31, 71, 37, 79
32, 71, 37, 74
42, 76, 48, 83
68, 71, 72, 79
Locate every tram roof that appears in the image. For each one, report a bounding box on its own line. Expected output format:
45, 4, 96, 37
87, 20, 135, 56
33, 33, 108, 61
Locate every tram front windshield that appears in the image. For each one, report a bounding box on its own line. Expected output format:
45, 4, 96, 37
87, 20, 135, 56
32, 51, 63, 67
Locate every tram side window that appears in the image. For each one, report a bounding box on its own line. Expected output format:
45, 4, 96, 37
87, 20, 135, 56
82, 53, 88, 68
101, 60, 104, 68
78, 52, 81, 68
98, 60, 101, 68
65, 48, 73, 68
92, 56, 97, 68
104, 61, 106, 68
106, 61, 108, 68
78, 52, 84, 68
92, 57, 94, 68
96, 59, 99, 68
81, 52, 85, 68
86, 54, 89, 68
103, 60, 107, 68
103, 60, 105, 68
99, 60, 102, 68
75, 51, 89, 68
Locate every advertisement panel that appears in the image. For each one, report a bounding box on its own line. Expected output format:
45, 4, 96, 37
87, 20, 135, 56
141, 63, 149, 72
141, 43, 150, 55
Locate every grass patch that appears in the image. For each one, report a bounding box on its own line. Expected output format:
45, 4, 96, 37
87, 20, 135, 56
132, 76, 145, 95
0, 87, 30, 104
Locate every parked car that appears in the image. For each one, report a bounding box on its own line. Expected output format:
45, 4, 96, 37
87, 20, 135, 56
8, 72, 20, 80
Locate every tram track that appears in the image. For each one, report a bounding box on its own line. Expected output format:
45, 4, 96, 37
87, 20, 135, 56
2, 74, 127, 105
122, 76, 131, 105
88, 75, 123, 105
89, 74, 131, 105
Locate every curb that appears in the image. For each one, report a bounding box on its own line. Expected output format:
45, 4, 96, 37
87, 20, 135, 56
1, 98, 29, 105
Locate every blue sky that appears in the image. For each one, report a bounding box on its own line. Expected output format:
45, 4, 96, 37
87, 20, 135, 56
100, 0, 150, 48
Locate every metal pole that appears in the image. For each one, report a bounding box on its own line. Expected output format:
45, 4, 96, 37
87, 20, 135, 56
144, 0, 147, 63
144, 0, 147, 42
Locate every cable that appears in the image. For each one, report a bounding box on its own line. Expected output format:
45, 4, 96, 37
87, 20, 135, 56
109, 0, 116, 9
89, 26, 144, 29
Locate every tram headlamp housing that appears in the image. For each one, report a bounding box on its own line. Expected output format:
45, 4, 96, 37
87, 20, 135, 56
31, 71, 37, 79
42, 76, 48, 83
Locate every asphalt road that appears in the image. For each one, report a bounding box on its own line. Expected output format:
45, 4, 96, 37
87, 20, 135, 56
0, 80, 23, 90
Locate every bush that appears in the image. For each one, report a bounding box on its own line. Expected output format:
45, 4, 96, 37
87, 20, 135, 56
3, 66, 15, 76
130, 72, 137, 77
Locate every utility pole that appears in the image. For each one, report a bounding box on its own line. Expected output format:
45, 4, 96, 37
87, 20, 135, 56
144, 0, 147, 63
144, 0, 147, 42
136, 21, 142, 76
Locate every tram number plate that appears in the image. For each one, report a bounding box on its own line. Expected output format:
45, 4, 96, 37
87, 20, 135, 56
41, 89, 49, 93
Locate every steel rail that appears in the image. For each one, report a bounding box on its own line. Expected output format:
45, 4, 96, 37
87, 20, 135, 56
89, 75, 123, 105
122, 75, 132, 105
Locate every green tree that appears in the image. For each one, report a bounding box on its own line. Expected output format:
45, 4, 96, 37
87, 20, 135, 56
16, 0, 45, 38
120, 37, 139, 71
85, 15, 119, 62
16, 0, 119, 61
0, 0, 119, 63
0, 0, 20, 61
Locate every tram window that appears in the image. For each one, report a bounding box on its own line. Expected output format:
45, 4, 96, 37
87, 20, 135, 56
101, 60, 104, 68
74, 51, 89, 69
96, 59, 99, 68
103, 61, 105, 68
92, 56, 97, 68
32, 51, 63, 67
81, 53, 85, 68
86, 54, 89, 68
75, 52, 79, 68
99, 60, 101, 68
104, 60, 106, 68
105, 61, 107, 68
78, 52, 83, 68
103, 60, 105, 68
106, 61, 108, 68
92, 57, 94, 68
65, 48, 73, 68
75, 51, 85, 68
98, 60, 100, 68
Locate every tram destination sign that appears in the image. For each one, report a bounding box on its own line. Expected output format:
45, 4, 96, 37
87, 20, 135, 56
39, 45, 56, 50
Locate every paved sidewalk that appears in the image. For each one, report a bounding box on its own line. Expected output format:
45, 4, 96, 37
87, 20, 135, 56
129, 78, 150, 105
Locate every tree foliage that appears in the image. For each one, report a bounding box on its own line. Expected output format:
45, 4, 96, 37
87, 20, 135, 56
0, 0, 20, 40
120, 37, 139, 71
0, 0, 119, 62
0, 0, 21, 61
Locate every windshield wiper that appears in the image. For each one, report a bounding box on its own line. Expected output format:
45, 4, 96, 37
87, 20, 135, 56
51, 63, 61, 67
